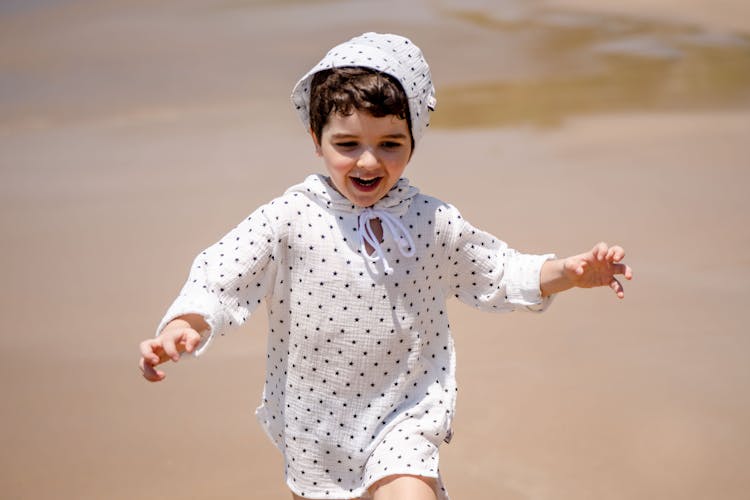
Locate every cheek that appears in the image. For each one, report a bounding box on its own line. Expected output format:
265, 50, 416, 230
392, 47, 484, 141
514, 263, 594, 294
327, 158, 351, 175
386, 156, 410, 175
322, 153, 353, 179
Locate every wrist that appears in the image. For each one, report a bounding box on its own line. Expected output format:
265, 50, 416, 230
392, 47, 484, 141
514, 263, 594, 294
540, 258, 572, 297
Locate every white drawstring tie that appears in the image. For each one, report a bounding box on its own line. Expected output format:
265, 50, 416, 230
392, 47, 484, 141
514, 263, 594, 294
358, 208, 415, 274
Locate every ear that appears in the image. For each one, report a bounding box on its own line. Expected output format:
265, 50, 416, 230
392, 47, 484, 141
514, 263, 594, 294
310, 128, 322, 157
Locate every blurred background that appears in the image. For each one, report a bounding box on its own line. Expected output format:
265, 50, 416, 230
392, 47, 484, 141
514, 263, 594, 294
1, 1, 749, 498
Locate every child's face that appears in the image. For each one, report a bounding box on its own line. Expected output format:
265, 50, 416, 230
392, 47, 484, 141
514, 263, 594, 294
312, 110, 412, 208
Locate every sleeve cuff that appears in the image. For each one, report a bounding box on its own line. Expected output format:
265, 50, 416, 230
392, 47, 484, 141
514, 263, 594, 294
505, 253, 556, 312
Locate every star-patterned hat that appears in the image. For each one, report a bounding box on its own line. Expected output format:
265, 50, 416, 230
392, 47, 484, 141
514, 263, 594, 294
291, 32, 437, 145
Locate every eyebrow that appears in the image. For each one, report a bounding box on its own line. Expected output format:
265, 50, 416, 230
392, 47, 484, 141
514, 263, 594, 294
329, 133, 409, 140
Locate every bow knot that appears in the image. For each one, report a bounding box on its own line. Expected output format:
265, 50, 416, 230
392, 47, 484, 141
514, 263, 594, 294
358, 208, 415, 274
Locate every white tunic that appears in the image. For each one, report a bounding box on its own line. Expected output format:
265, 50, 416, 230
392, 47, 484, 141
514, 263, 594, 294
158, 174, 554, 499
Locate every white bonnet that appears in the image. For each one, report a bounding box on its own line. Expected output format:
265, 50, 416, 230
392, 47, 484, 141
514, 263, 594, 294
291, 32, 437, 145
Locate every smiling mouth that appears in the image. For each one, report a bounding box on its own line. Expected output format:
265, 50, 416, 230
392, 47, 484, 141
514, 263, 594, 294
351, 177, 382, 190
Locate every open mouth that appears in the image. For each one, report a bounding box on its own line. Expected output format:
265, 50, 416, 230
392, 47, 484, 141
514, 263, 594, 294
351, 176, 382, 190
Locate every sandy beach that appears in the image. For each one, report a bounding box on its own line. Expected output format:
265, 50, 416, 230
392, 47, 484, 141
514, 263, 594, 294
1, 1, 749, 498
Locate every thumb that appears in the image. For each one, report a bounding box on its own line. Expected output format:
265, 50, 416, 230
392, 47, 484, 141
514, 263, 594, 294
564, 256, 585, 276
183, 329, 203, 354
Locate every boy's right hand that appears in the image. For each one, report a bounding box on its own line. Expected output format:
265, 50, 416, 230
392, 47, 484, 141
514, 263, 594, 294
139, 318, 204, 382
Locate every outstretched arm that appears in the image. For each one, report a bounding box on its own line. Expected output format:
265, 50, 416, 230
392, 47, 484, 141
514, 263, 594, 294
138, 314, 210, 382
540, 242, 633, 298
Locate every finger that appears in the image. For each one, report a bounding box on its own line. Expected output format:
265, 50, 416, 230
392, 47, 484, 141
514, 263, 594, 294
606, 245, 625, 262
139, 339, 162, 366
609, 262, 634, 280
162, 335, 180, 362
564, 258, 584, 276
595, 242, 608, 261
139, 357, 165, 382
575, 258, 587, 275
183, 330, 202, 354
609, 278, 624, 298
609, 262, 626, 276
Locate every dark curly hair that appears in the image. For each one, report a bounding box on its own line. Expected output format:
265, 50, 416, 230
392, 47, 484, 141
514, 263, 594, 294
309, 67, 413, 149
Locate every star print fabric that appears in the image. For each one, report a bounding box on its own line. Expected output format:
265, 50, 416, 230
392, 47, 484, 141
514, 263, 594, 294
157, 174, 554, 498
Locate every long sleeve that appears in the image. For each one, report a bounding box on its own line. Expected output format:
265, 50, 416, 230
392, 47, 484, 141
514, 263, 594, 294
438, 204, 555, 313
156, 204, 279, 355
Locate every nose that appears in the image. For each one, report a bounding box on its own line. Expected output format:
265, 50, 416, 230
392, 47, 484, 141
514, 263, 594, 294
356, 148, 380, 169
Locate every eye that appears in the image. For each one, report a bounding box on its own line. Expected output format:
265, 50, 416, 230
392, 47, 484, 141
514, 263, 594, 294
381, 141, 403, 149
334, 141, 358, 149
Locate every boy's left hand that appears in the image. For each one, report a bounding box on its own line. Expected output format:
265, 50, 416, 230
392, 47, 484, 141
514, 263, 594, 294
562, 242, 633, 298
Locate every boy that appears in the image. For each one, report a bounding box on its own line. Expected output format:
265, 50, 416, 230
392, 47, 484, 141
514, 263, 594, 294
140, 32, 631, 499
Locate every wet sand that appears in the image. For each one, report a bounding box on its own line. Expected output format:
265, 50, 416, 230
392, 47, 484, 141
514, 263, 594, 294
1, 1, 749, 499
546, 0, 750, 34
